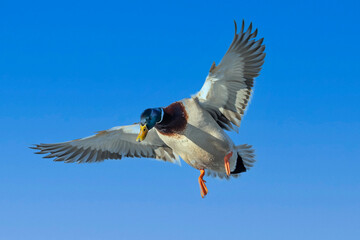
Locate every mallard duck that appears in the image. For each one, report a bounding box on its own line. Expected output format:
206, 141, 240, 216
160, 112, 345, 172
31, 20, 265, 198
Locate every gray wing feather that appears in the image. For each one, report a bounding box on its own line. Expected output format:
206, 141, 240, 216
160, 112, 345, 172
195, 20, 266, 131
31, 124, 180, 164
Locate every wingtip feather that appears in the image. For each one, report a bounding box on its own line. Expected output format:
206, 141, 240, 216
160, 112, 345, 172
233, 20, 237, 34
241, 19, 245, 33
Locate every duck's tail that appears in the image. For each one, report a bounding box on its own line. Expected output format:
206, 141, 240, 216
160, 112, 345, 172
206, 144, 256, 179
231, 144, 256, 175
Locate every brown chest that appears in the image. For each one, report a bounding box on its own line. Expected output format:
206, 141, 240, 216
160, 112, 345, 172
155, 101, 188, 136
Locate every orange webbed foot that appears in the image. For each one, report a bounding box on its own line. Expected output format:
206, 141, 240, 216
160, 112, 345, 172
224, 152, 233, 176
198, 169, 208, 198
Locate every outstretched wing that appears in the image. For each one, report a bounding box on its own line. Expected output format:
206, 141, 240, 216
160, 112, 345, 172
31, 124, 180, 164
195, 20, 266, 131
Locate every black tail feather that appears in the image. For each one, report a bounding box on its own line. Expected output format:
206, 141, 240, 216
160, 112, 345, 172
231, 153, 247, 174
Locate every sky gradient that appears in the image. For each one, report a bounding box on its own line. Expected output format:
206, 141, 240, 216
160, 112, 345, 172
1, 0, 360, 239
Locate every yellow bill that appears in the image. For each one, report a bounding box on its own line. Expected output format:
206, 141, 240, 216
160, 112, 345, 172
136, 124, 149, 142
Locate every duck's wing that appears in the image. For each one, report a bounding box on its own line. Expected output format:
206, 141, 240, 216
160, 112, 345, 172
31, 124, 180, 164
194, 20, 265, 131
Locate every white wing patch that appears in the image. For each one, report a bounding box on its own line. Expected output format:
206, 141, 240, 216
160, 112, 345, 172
198, 80, 213, 100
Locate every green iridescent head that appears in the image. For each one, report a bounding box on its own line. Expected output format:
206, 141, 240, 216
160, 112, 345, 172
136, 108, 163, 142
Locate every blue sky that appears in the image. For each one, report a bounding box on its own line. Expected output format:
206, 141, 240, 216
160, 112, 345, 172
1, 0, 360, 239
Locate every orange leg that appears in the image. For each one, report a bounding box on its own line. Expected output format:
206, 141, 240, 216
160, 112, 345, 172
224, 152, 233, 176
198, 169, 208, 198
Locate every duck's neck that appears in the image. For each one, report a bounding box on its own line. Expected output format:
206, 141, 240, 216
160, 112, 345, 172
157, 108, 165, 124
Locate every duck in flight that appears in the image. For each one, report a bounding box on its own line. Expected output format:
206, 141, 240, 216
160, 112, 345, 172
31, 20, 265, 198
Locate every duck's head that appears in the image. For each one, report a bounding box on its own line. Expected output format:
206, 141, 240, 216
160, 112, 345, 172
136, 108, 163, 142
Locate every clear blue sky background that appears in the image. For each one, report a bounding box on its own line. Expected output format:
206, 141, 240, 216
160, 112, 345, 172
1, 0, 359, 239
